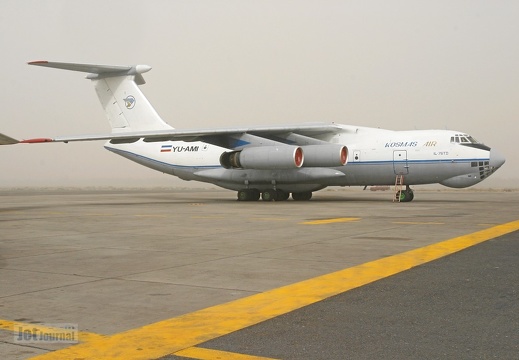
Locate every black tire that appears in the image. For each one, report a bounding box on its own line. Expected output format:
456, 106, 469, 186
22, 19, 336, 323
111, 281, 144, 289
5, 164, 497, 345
237, 189, 260, 201
237, 190, 250, 201
276, 190, 290, 201
249, 189, 260, 201
261, 189, 278, 201
292, 191, 312, 201
396, 190, 414, 202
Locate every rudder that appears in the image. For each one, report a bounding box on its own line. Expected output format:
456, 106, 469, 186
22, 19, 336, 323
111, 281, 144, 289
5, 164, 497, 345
94, 75, 172, 133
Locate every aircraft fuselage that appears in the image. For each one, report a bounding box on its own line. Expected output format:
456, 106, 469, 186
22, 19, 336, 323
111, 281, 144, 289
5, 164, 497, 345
104, 124, 504, 193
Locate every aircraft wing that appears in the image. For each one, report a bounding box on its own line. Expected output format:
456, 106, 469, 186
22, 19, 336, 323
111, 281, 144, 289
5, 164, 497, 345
0, 133, 20, 145
1, 123, 344, 148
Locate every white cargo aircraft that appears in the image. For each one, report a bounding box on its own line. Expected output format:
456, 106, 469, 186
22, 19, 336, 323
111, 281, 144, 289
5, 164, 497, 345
0, 61, 506, 202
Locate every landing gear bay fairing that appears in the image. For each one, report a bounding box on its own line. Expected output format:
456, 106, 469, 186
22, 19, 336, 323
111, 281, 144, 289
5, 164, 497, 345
0, 61, 505, 201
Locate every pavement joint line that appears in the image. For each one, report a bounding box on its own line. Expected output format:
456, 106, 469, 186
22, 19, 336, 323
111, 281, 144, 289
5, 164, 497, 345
0, 319, 105, 343
27, 219, 519, 360
249, 217, 288, 221
173, 346, 279, 359
392, 221, 445, 225
133, 214, 168, 218
84, 213, 115, 216
191, 216, 226, 219
300, 217, 360, 225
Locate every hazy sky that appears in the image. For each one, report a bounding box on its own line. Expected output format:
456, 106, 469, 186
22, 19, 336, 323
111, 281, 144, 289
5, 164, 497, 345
1, 1, 518, 188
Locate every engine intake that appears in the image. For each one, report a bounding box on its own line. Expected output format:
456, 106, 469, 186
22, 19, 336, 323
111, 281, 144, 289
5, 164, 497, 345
220, 146, 304, 170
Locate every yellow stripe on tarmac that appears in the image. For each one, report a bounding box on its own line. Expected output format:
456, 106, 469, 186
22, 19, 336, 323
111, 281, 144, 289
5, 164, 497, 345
301, 217, 360, 225
174, 346, 279, 360
0, 319, 105, 343
30, 220, 519, 360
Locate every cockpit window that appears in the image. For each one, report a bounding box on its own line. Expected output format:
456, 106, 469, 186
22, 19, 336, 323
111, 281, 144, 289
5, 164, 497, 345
450, 134, 480, 144
466, 135, 479, 143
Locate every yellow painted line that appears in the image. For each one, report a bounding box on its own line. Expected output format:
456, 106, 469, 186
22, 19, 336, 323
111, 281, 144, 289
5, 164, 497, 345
301, 217, 360, 225
0, 319, 105, 343
393, 221, 444, 225
29, 220, 519, 360
174, 346, 279, 360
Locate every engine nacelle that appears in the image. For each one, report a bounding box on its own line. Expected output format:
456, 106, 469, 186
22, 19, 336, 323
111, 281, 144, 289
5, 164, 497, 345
220, 146, 304, 170
301, 145, 348, 167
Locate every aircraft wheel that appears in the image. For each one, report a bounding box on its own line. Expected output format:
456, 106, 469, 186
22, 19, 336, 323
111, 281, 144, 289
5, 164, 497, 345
251, 189, 261, 201
237, 190, 248, 201
261, 189, 278, 202
237, 189, 260, 201
276, 190, 290, 201
292, 191, 312, 201
395, 190, 414, 202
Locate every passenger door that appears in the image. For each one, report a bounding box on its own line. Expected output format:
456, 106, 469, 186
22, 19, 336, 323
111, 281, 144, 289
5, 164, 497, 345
393, 150, 409, 175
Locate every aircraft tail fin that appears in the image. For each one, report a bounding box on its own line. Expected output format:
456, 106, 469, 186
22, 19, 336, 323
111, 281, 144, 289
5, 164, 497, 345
28, 61, 173, 133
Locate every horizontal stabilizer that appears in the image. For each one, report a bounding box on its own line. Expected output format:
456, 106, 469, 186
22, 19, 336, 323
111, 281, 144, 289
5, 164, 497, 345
28, 61, 152, 82
0, 133, 19, 145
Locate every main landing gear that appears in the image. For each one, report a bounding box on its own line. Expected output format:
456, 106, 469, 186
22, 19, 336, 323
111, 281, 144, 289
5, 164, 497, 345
237, 189, 260, 201
237, 189, 312, 202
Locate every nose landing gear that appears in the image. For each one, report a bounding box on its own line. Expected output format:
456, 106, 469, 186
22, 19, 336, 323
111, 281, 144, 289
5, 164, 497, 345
395, 186, 414, 202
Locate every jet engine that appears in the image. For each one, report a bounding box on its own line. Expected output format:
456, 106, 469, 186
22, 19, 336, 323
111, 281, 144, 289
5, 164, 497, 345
301, 145, 348, 167
220, 146, 304, 170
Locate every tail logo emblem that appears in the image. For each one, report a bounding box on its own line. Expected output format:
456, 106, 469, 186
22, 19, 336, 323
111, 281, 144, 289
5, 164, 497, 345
124, 95, 136, 109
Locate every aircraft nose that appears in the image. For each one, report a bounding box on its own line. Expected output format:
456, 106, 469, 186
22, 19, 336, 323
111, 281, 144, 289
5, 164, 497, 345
490, 148, 506, 169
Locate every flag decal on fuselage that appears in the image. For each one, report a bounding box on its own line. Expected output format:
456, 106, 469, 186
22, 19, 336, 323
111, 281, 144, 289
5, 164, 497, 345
160, 145, 172, 152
